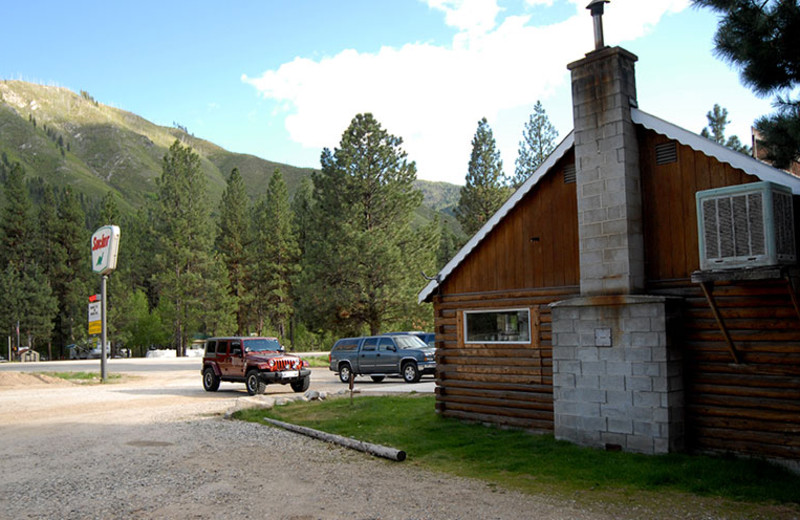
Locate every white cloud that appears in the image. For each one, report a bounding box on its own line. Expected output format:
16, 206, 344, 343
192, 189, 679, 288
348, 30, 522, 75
243, 1, 689, 185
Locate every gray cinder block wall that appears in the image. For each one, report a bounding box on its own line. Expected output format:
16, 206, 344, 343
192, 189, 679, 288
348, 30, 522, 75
551, 296, 684, 454
549, 45, 685, 454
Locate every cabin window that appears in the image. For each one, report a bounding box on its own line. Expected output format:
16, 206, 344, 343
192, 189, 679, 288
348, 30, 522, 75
464, 309, 531, 344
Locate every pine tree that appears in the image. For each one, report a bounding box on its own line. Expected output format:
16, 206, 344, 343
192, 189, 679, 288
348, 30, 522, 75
513, 101, 558, 187
0, 166, 58, 357
301, 113, 430, 336
700, 104, 752, 154
251, 170, 298, 341
694, 0, 800, 167
456, 118, 510, 237
0, 163, 35, 269
51, 187, 91, 354
215, 168, 251, 335
153, 140, 234, 356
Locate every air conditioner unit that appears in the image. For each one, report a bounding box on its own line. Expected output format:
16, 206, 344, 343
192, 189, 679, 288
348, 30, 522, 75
696, 181, 796, 271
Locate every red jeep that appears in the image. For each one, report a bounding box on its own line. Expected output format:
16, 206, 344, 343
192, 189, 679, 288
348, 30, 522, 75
201, 336, 310, 395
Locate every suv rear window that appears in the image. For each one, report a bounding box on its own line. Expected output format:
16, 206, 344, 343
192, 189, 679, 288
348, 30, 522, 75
205, 340, 217, 355
334, 339, 359, 351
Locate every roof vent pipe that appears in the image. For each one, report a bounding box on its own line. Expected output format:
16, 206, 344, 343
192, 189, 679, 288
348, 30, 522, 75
587, 0, 610, 50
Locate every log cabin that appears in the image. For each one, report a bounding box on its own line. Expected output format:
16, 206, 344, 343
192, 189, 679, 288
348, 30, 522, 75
418, 5, 800, 467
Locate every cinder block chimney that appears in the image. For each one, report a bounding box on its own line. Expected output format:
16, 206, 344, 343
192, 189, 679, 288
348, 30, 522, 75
550, 2, 684, 456
568, 7, 644, 295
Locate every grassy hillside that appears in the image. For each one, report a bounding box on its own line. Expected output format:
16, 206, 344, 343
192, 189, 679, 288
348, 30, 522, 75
0, 80, 461, 233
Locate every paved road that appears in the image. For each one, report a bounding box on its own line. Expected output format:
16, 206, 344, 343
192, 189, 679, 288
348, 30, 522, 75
0, 355, 437, 394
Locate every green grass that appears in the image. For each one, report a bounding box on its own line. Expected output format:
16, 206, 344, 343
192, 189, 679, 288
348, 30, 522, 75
302, 356, 330, 368
44, 371, 123, 384
236, 395, 800, 510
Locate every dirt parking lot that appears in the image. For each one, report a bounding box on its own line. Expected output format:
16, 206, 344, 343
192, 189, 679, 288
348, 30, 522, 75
0, 368, 620, 520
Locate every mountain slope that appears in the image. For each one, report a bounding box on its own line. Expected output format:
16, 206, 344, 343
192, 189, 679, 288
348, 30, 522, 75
0, 80, 461, 232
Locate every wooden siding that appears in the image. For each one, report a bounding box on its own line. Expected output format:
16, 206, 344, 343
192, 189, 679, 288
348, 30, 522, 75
441, 152, 579, 295
640, 129, 800, 460
650, 281, 800, 460
433, 287, 578, 431
639, 128, 758, 282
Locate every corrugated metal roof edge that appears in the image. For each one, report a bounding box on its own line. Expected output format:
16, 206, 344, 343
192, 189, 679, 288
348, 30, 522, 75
417, 132, 575, 303
632, 108, 800, 194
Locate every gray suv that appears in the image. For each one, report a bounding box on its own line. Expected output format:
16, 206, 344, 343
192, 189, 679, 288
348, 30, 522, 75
329, 334, 436, 384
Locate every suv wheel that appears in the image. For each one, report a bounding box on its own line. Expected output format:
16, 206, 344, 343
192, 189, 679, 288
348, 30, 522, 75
246, 371, 266, 395
402, 362, 421, 383
338, 363, 352, 384
290, 375, 310, 393
202, 367, 220, 392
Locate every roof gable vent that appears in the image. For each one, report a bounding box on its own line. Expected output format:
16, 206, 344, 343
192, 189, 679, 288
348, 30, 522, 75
655, 142, 677, 165
564, 163, 576, 184
696, 181, 795, 271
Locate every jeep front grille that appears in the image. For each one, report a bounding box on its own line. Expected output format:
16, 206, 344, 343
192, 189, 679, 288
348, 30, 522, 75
273, 358, 296, 371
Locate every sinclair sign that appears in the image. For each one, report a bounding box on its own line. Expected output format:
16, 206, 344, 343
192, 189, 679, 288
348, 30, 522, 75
91, 225, 121, 275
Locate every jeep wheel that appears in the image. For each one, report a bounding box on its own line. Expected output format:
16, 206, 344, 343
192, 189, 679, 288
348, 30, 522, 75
246, 371, 266, 395
338, 363, 352, 384
290, 375, 310, 393
370, 375, 385, 383
202, 367, 220, 392
402, 362, 421, 383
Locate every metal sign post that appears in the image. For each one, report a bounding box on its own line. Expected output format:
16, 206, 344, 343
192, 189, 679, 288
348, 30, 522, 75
91, 225, 120, 383
100, 275, 108, 381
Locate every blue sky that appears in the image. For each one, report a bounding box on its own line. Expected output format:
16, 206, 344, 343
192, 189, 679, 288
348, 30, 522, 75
1, 0, 774, 185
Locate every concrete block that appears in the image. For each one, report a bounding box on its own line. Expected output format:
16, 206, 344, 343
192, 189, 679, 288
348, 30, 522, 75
576, 387, 606, 403
632, 362, 662, 377
576, 375, 599, 389
623, 317, 652, 332
576, 347, 600, 362
577, 401, 602, 417
582, 361, 607, 376
552, 338, 577, 355
633, 421, 655, 437
599, 375, 626, 391
626, 435, 655, 455
626, 376, 652, 392
553, 373, 576, 389
601, 432, 628, 448
631, 332, 661, 347
608, 418, 633, 434
552, 319, 576, 334
598, 347, 625, 361
634, 391, 661, 408
578, 416, 607, 433
607, 361, 632, 376
606, 389, 632, 407
558, 360, 582, 374
625, 347, 652, 362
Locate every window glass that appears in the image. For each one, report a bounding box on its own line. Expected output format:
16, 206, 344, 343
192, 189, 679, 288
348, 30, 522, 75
393, 336, 426, 349
465, 309, 531, 343
218, 340, 230, 355
362, 338, 378, 351
244, 338, 281, 352
231, 340, 242, 354
205, 340, 217, 355
378, 337, 396, 351
334, 340, 359, 351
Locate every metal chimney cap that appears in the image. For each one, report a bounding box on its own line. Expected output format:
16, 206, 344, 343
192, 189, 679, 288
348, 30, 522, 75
587, 0, 609, 16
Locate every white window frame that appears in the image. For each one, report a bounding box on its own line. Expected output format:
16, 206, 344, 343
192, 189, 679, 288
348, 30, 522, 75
463, 308, 532, 345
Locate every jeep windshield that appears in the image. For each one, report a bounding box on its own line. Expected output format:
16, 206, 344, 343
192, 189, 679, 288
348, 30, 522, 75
244, 338, 282, 352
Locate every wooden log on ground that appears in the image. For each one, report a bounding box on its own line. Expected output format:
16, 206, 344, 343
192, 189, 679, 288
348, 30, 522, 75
261, 417, 406, 462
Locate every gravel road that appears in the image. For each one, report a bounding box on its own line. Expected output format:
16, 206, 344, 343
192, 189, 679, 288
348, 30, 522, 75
0, 368, 615, 520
